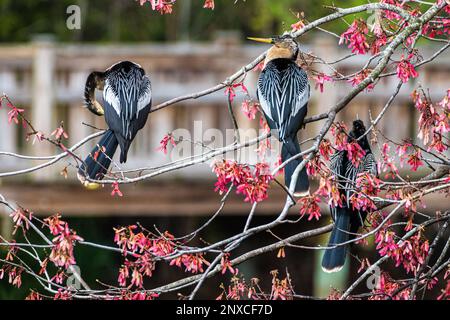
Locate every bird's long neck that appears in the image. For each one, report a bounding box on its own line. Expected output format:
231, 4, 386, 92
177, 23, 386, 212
264, 46, 295, 67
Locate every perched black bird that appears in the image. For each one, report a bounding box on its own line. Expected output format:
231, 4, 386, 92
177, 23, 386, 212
322, 120, 378, 273
249, 34, 310, 197
78, 61, 152, 188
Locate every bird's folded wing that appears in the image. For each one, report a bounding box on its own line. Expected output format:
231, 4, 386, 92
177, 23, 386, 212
257, 63, 309, 140
103, 73, 151, 140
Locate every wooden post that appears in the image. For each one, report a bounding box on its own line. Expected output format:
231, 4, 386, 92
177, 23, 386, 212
31, 35, 56, 180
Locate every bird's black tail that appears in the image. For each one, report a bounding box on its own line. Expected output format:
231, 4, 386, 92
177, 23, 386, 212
322, 207, 351, 273
281, 137, 309, 197
77, 130, 118, 188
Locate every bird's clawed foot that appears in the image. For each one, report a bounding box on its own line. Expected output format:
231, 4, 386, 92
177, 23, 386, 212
77, 172, 101, 190
293, 189, 310, 198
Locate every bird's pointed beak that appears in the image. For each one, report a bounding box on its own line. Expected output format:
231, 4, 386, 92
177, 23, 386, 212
247, 37, 274, 44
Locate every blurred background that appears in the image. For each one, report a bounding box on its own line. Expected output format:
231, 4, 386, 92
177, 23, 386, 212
0, 0, 449, 299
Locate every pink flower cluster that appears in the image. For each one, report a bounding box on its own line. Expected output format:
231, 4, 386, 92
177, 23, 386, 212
212, 160, 273, 203
1, 96, 25, 125
370, 273, 412, 300
157, 133, 176, 154
412, 90, 449, 153
396, 142, 424, 172
241, 100, 260, 120
114, 226, 210, 287
298, 195, 322, 221
349, 173, 380, 212
331, 122, 349, 151
9, 208, 32, 235
317, 176, 344, 209
379, 0, 405, 20
0, 266, 23, 288
375, 227, 429, 275
345, 141, 366, 168
111, 181, 123, 197
220, 253, 238, 275
378, 143, 398, 179
137, 0, 173, 14
339, 19, 369, 55
348, 69, 375, 91
396, 54, 419, 83
225, 83, 248, 103
313, 73, 333, 93
331, 121, 366, 168
44, 214, 83, 269
170, 254, 210, 274
270, 270, 293, 300
217, 276, 258, 300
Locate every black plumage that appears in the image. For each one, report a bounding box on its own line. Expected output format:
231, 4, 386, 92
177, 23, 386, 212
254, 35, 310, 196
322, 120, 378, 273
78, 61, 152, 187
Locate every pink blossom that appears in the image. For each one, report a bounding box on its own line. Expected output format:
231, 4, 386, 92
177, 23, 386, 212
32, 131, 45, 144
319, 139, 333, 161
270, 271, 292, 300
220, 253, 238, 275
203, 0, 214, 10
331, 122, 348, 151
139, 0, 173, 14
170, 254, 210, 274
157, 133, 176, 154
49, 223, 83, 269
9, 208, 32, 234
407, 149, 423, 171
345, 141, 366, 168
371, 33, 387, 55
378, 142, 398, 179
298, 195, 322, 221
7, 104, 25, 125
396, 54, 419, 83
111, 181, 123, 197
339, 19, 369, 54
313, 73, 333, 93
241, 100, 259, 120
44, 214, 66, 236
51, 125, 69, 140
118, 265, 129, 287
291, 20, 305, 32
349, 173, 380, 212
348, 69, 375, 91
225, 83, 248, 103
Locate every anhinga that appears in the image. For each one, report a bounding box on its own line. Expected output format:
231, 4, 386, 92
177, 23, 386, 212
249, 34, 310, 197
322, 120, 378, 273
78, 61, 152, 188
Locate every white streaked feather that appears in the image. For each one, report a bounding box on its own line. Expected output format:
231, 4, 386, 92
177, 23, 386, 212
137, 75, 152, 118
103, 81, 121, 116
257, 62, 309, 141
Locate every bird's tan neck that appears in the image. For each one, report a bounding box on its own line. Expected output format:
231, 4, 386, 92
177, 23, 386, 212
264, 46, 294, 66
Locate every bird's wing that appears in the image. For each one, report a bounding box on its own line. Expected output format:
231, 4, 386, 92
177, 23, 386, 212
330, 150, 344, 178
103, 70, 151, 140
329, 150, 345, 221
344, 152, 377, 207
137, 75, 152, 118
257, 63, 280, 122
257, 62, 309, 141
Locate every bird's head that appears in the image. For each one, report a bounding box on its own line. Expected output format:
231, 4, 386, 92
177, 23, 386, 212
352, 119, 366, 136
248, 33, 299, 65
350, 119, 371, 151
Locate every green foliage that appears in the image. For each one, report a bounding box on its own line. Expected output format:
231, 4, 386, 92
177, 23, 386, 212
0, 0, 369, 43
